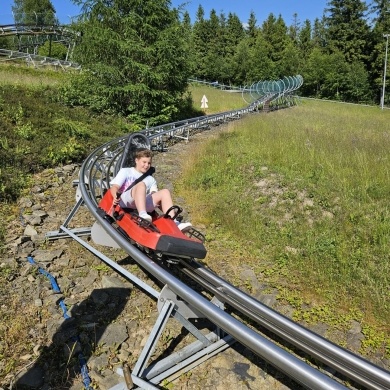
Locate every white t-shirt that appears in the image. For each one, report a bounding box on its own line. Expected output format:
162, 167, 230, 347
110, 167, 158, 195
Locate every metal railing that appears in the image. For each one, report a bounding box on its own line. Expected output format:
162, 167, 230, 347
0, 48, 80, 69
0, 22, 80, 62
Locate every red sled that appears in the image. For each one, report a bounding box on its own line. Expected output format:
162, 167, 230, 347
96, 190, 207, 260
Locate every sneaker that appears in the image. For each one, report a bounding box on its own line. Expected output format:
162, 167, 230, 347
139, 212, 152, 222
177, 222, 192, 232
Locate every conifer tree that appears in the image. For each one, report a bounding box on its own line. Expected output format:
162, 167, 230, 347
67, 0, 191, 125
191, 5, 209, 79
368, 0, 390, 103
261, 14, 289, 75
325, 0, 370, 63
246, 11, 258, 43
299, 19, 314, 60
312, 17, 327, 49
224, 12, 245, 83
12, 0, 57, 26
288, 13, 300, 43
202, 9, 224, 81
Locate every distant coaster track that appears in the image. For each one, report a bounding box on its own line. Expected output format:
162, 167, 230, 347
0, 48, 80, 70
189, 76, 303, 110
0, 22, 80, 66
47, 76, 390, 390
0, 23, 76, 37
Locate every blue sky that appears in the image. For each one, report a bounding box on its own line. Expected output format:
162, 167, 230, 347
171, 0, 329, 25
1, 0, 330, 26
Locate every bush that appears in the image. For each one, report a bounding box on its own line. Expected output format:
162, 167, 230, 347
37, 41, 68, 60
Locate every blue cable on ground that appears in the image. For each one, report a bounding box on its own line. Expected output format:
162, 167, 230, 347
27, 256, 93, 390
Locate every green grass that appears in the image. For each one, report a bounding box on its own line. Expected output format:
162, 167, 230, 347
179, 99, 390, 331
189, 82, 249, 114
0, 80, 128, 203
0, 62, 70, 87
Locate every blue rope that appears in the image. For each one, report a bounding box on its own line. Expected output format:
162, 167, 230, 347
27, 256, 93, 389
27, 256, 61, 293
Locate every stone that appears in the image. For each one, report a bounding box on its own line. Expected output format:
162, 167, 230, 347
13, 364, 45, 388
102, 275, 128, 289
98, 323, 128, 349
34, 298, 43, 307
30, 249, 63, 263
91, 289, 109, 305
88, 354, 110, 371
24, 225, 38, 237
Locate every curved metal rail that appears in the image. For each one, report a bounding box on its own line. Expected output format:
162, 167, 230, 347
189, 76, 303, 108
64, 82, 389, 389
0, 23, 77, 37
178, 258, 390, 390
0, 23, 80, 64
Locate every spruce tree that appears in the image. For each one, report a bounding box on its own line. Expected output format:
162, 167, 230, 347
261, 14, 289, 76
368, 0, 390, 103
191, 5, 209, 79
67, 0, 191, 125
12, 0, 57, 26
325, 0, 370, 63
202, 9, 224, 82
299, 20, 314, 60
224, 12, 245, 83
246, 11, 258, 43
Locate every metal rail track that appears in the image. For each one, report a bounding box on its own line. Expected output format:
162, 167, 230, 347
177, 258, 390, 390
50, 81, 390, 389
0, 22, 80, 66
0, 48, 80, 69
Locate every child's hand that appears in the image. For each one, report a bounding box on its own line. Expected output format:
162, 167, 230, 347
112, 192, 122, 206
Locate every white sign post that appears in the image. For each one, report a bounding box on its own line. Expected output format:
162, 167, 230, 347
201, 95, 208, 109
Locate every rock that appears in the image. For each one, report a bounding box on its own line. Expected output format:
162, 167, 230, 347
30, 249, 63, 263
15, 235, 32, 245
34, 299, 43, 307
98, 323, 128, 350
18, 197, 33, 208
240, 268, 262, 292
102, 275, 128, 289
24, 225, 38, 237
0, 257, 17, 268
88, 354, 110, 371
90, 289, 109, 305
13, 365, 45, 389
32, 210, 48, 219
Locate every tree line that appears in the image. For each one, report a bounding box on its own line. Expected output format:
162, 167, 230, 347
2, 0, 390, 124
183, 0, 390, 105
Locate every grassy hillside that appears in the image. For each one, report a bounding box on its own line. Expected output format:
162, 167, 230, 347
178, 99, 390, 346
189, 82, 248, 113
0, 65, 128, 201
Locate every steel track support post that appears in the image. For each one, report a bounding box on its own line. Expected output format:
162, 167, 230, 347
45, 195, 92, 240
129, 285, 234, 388
131, 299, 175, 388
147, 334, 234, 385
